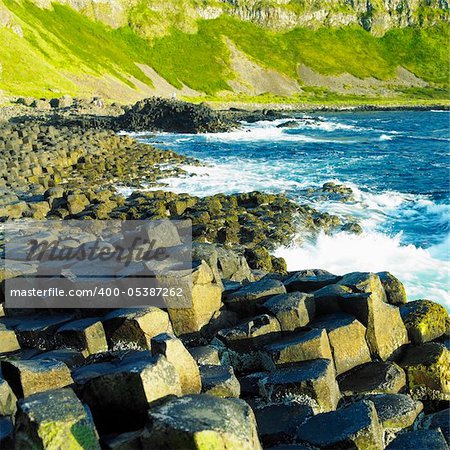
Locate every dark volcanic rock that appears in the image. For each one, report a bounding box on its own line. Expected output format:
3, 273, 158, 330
385, 429, 449, 450
142, 394, 262, 449
362, 393, 423, 429
296, 400, 383, 450
254, 403, 313, 446
224, 278, 287, 316
262, 292, 315, 331
419, 409, 450, 444
117, 97, 234, 133
259, 358, 340, 412
284, 269, 341, 293
338, 361, 407, 396
200, 364, 240, 398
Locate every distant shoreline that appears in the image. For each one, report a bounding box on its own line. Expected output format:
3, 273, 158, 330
209, 101, 450, 114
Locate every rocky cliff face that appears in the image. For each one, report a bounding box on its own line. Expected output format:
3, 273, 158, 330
4, 0, 447, 36
221, 0, 449, 35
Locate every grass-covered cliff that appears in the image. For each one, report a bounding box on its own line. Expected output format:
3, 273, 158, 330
0, 0, 448, 104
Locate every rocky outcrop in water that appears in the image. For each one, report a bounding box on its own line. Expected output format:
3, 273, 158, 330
117, 98, 234, 133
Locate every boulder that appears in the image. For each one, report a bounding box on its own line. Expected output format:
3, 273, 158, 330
217, 314, 281, 352
15, 314, 74, 351
386, 429, 448, 450
377, 272, 407, 305
262, 292, 315, 331
66, 193, 90, 215
167, 260, 223, 336
259, 358, 340, 412
296, 400, 383, 450
15, 388, 100, 449
310, 313, 371, 375
363, 393, 423, 429
284, 269, 341, 293
337, 272, 408, 360
263, 328, 332, 369
0, 323, 20, 354
0, 375, 17, 416
200, 364, 240, 398
313, 284, 352, 315
224, 278, 286, 316
400, 300, 448, 343
32, 348, 85, 369
56, 318, 108, 356
102, 307, 173, 351
79, 353, 181, 433
419, 409, 450, 444
338, 361, 406, 396
188, 345, 221, 366
253, 403, 313, 446
142, 394, 262, 449
151, 333, 201, 394
1, 359, 73, 398
399, 342, 450, 397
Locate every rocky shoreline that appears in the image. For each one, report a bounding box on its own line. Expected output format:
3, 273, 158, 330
0, 97, 449, 450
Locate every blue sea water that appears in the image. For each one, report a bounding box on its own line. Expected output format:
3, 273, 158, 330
128, 110, 450, 308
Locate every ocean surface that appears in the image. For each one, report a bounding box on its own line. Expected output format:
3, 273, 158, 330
128, 110, 450, 309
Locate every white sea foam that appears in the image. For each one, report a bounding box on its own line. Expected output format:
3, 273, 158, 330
275, 231, 450, 308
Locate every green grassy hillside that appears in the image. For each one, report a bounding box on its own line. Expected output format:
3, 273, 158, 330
0, 0, 448, 103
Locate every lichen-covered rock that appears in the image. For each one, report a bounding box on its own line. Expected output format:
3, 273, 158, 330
338, 362, 407, 396
15, 388, 100, 449
151, 333, 201, 395
1, 359, 73, 398
311, 313, 371, 375
386, 429, 448, 450
167, 260, 223, 336
200, 364, 240, 398
142, 394, 262, 450
377, 272, 407, 305
0, 376, 17, 416
399, 342, 450, 397
102, 307, 173, 350
362, 393, 423, 429
259, 358, 340, 412
263, 328, 332, 369
262, 292, 315, 331
337, 272, 408, 360
400, 300, 448, 343
296, 400, 383, 450
0, 323, 20, 354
